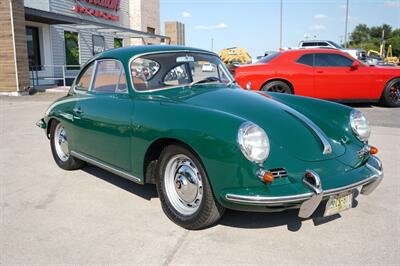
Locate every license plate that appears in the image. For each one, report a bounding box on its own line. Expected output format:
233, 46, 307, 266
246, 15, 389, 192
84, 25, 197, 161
324, 191, 353, 217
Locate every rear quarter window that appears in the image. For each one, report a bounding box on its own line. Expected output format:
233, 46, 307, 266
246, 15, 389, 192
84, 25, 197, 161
297, 54, 314, 66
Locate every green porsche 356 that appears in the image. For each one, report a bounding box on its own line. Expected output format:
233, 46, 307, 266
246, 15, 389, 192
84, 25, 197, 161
37, 46, 383, 229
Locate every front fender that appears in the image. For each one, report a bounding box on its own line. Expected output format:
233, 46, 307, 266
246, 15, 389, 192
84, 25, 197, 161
131, 99, 261, 198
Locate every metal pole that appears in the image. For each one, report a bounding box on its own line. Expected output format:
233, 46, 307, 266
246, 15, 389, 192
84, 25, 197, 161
62, 65, 66, 88
344, 0, 349, 48
211, 38, 214, 52
35, 66, 39, 86
279, 0, 283, 48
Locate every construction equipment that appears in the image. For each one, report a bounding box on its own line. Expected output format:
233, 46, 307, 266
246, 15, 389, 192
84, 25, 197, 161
367, 31, 399, 65
385, 45, 399, 65
219, 47, 252, 65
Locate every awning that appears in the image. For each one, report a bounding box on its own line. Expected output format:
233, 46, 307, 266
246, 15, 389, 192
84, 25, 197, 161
24, 7, 170, 41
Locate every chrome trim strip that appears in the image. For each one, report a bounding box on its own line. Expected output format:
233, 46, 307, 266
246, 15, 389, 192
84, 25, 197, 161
71, 151, 141, 184
224, 169, 381, 205
269, 98, 332, 155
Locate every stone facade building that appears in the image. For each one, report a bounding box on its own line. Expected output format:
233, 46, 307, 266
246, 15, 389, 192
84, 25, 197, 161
0, 0, 165, 95
165, 21, 185, 46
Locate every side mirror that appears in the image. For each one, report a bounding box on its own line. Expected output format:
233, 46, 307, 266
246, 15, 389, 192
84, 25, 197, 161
351, 61, 360, 70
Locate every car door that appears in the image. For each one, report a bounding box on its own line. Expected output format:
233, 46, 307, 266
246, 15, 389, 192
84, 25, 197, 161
73, 59, 133, 172
294, 53, 315, 97
314, 53, 371, 100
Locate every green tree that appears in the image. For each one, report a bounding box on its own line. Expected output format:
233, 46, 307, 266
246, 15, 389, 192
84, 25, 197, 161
350, 24, 370, 44
348, 24, 399, 57
370, 24, 392, 40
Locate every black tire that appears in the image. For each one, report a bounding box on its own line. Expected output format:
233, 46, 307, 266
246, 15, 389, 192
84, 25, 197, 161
156, 145, 225, 230
380, 78, 400, 107
50, 120, 86, 170
261, 80, 293, 94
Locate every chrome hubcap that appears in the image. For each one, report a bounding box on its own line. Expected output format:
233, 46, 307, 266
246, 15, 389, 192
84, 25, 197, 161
54, 123, 69, 162
165, 155, 203, 215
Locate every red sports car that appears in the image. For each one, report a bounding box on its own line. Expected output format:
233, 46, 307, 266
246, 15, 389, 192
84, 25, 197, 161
234, 49, 400, 107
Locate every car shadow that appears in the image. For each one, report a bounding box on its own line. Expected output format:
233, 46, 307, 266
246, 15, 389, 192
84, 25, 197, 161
220, 191, 360, 231
220, 207, 341, 232
82, 164, 360, 231
82, 165, 158, 201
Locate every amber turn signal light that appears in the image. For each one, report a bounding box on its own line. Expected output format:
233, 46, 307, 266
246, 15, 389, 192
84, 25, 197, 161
370, 146, 378, 155
262, 171, 275, 183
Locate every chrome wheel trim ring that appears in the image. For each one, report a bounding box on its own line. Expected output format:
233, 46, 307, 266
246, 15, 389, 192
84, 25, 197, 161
164, 154, 203, 216
54, 123, 69, 162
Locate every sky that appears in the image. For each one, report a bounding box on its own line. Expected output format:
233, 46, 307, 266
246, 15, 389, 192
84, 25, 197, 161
160, 0, 400, 57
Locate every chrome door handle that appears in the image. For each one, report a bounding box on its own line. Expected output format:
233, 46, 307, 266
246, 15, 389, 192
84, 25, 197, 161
73, 107, 83, 114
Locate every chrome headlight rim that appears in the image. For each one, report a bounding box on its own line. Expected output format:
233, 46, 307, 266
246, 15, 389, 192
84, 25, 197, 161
350, 110, 370, 142
237, 121, 270, 164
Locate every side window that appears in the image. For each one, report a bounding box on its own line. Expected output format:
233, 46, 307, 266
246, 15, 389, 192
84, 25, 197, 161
75, 63, 94, 91
164, 64, 190, 86
116, 68, 128, 94
92, 60, 122, 94
297, 54, 314, 66
317, 42, 329, 47
315, 53, 353, 67
131, 58, 160, 91
302, 42, 316, 47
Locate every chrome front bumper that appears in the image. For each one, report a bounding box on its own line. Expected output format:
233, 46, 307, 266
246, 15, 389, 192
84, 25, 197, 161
224, 156, 383, 218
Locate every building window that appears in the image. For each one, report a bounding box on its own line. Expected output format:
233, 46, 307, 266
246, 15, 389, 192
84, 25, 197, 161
92, 35, 105, 55
64, 31, 80, 70
147, 27, 155, 34
114, 38, 123, 48
26, 26, 41, 70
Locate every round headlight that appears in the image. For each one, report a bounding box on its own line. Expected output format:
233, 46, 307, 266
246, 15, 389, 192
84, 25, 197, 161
350, 110, 370, 142
237, 122, 270, 164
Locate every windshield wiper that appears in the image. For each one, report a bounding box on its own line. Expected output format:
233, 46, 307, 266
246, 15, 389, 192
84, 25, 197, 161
189, 77, 221, 88
227, 80, 237, 87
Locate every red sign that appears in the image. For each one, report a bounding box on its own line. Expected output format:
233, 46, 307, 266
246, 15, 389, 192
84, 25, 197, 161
73, 0, 121, 21
78, 0, 120, 12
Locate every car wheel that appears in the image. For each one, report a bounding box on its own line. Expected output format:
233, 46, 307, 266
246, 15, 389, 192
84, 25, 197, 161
50, 120, 85, 170
261, 80, 293, 94
381, 78, 400, 107
156, 145, 225, 230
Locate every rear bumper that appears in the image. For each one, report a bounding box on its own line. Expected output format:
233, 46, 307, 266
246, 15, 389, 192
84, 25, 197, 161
224, 156, 383, 218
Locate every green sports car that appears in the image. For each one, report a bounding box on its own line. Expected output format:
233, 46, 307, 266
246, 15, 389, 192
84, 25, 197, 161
37, 46, 383, 229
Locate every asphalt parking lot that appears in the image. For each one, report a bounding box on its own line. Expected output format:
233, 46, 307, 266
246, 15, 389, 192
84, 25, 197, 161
1, 92, 399, 265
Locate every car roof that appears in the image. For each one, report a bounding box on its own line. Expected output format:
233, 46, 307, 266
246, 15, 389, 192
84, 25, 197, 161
300, 40, 330, 43
281, 48, 345, 55
96, 45, 215, 62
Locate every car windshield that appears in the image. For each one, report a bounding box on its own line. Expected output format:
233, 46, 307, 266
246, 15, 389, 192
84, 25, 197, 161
258, 52, 281, 63
327, 41, 342, 48
130, 52, 234, 91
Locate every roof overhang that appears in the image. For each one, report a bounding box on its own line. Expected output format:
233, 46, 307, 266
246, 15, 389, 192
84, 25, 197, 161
24, 7, 169, 40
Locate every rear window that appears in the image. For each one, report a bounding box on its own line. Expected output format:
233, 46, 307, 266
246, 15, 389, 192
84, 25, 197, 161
297, 54, 314, 66
258, 52, 281, 63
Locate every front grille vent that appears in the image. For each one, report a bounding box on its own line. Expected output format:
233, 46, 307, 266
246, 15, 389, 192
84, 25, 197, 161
269, 168, 288, 178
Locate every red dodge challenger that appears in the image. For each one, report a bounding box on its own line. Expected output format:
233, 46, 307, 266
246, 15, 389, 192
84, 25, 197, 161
234, 49, 400, 107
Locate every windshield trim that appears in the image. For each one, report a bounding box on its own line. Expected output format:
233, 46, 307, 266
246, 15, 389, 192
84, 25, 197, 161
128, 50, 233, 93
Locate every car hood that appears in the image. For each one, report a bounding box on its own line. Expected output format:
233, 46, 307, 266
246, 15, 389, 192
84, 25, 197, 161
156, 85, 346, 162
368, 65, 400, 73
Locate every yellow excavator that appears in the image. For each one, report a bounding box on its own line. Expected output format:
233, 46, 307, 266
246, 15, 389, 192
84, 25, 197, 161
367, 44, 399, 65
219, 47, 252, 65
386, 45, 399, 65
